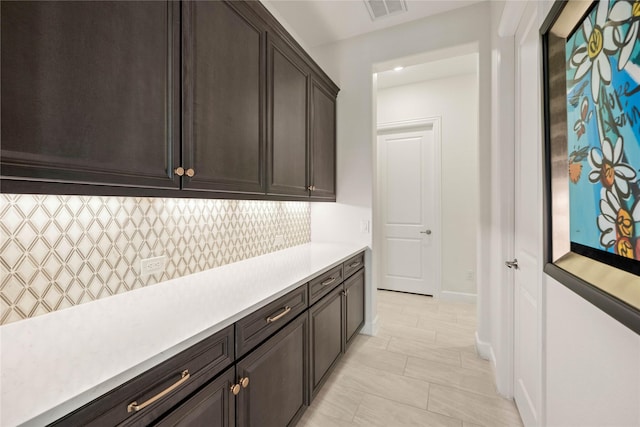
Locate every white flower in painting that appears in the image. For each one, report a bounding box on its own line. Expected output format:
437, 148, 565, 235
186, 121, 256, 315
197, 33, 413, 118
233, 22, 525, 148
570, 0, 618, 102
588, 136, 637, 197
597, 189, 640, 252
609, 0, 640, 70
598, 190, 618, 248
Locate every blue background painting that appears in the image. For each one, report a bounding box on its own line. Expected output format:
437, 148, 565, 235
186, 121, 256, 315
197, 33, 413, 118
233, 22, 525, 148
566, 0, 640, 262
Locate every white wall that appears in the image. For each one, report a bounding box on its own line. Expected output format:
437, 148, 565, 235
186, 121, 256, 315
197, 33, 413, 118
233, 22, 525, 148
486, 1, 640, 425
536, 0, 640, 423
309, 0, 492, 336
545, 277, 640, 426
376, 74, 478, 297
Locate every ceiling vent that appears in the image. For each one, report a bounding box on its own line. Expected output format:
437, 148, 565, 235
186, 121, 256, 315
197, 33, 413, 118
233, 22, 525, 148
364, 0, 408, 21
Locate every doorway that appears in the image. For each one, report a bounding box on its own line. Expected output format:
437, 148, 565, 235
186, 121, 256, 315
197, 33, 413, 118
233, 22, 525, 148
377, 122, 441, 296
373, 52, 480, 303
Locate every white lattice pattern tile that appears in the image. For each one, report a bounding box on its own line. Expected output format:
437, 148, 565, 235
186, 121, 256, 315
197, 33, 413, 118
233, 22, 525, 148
0, 195, 311, 325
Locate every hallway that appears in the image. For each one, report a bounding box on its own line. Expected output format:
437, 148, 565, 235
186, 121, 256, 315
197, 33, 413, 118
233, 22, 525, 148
298, 290, 523, 426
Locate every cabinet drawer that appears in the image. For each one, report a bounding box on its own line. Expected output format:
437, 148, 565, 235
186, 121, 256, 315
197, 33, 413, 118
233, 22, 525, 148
343, 252, 364, 279
236, 284, 308, 357
308, 264, 343, 305
51, 325, 234, 427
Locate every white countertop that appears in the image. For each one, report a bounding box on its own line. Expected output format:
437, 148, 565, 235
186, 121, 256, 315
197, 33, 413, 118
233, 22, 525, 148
0, 242, 367, 427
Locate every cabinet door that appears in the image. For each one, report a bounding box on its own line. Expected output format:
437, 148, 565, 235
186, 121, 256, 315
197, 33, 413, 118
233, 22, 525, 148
309, 285, 344, 400
154, 367, 235, 427
182, 1, 265, 195
266, 35, 309, 197
0, 1, 181, 190
344, 268, 365, 349
309, 79, 337, 200
236, 313, 308, 427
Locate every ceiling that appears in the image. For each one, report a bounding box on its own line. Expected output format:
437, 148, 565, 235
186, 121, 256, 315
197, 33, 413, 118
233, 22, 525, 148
376, 53, 477, 89
265, 0, 485, 48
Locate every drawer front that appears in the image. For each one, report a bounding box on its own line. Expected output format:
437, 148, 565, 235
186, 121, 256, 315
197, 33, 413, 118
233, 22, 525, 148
51, 325, 234, 427
308, 264, 343, 305
236, 284, 308, 357
343, 252, 364, 279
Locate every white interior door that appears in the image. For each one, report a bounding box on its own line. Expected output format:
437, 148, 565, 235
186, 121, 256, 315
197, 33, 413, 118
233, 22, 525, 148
513, 2, 542, 426
378, 126, 440, 296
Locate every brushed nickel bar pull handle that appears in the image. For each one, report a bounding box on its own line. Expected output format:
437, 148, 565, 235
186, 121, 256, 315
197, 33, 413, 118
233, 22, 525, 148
127, 370, 190, 413
266, 306, 291, 323
348, 261, 360, 268
321, 277, 336, 287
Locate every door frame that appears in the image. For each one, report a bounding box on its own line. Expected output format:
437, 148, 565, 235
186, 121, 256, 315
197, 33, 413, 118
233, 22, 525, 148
374, 117, 442, 299
495, 1, 547, 424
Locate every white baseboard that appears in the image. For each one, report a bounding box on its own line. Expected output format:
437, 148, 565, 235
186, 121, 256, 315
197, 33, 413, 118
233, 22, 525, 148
440, 291, 477, 304
475, 331, 495, 366
360, 314, 379, 336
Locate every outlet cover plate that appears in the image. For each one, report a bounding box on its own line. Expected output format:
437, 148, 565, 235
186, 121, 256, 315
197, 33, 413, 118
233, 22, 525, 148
141, 256, 166, 276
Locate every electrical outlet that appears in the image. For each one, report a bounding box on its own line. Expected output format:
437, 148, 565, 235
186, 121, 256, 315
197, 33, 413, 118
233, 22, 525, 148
360, 220, 370, 234
466, 270, 475, 281
141, 256, 166, 276
274, 234, 284, 247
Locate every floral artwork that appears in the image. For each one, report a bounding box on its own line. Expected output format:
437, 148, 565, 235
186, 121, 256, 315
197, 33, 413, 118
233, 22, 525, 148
566, 0, 640, 270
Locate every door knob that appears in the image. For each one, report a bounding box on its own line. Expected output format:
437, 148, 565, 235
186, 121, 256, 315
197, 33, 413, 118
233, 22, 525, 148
505, 259, 519, 269
420, 229, 432, 235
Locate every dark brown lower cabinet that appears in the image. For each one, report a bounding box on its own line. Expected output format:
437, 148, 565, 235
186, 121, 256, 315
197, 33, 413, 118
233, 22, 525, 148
308, 285, 344, 399
344, 268, 365, 349
50, 253, 366, 427
154, 367, 235, 427
236, 313, 308, 427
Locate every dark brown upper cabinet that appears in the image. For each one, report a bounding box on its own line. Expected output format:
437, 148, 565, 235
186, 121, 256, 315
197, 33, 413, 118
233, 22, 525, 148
0, 1, 181, 190
310, 79, 337, 200
266, 32, 338, 201
181, 1, 266, 195
1, 0, 338, 201
266, 34, 310, 198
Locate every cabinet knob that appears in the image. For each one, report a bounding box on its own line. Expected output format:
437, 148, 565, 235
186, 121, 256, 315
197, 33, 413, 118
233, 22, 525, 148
185, 168, 195, 178
231, 383, 241, 396
174, 167, 185, 177
240, 377, 249, 388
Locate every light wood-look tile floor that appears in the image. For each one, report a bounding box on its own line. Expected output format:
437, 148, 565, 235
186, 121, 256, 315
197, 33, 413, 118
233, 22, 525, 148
298, 290, 523, 427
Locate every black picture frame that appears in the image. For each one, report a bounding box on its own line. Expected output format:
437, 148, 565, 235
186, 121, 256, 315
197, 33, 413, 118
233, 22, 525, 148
542, 0, 640, 335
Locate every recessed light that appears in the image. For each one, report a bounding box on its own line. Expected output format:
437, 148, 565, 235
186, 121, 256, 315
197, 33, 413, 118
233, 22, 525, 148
393, 66, 404, 72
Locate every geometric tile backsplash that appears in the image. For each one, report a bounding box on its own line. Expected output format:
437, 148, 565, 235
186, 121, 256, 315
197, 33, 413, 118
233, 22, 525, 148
0, 195, 310, 325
